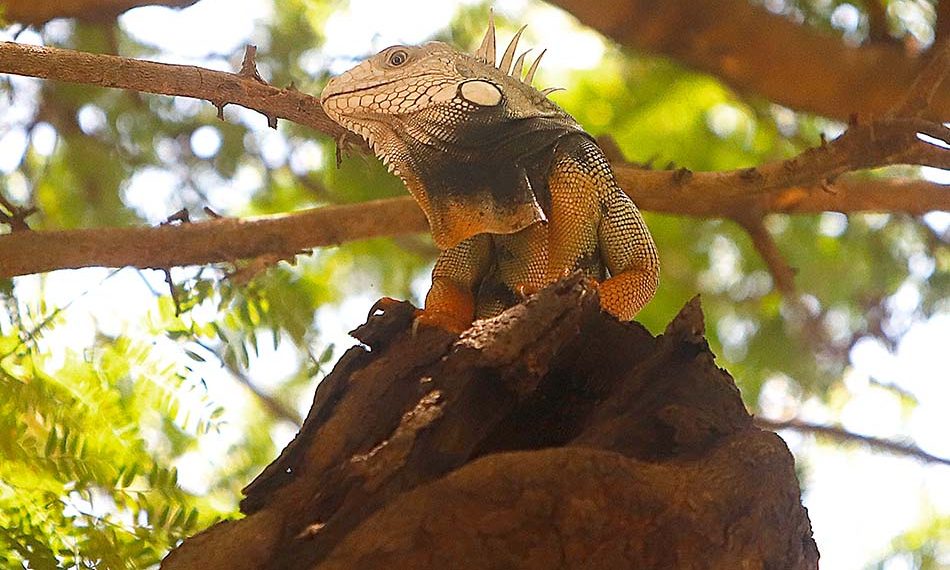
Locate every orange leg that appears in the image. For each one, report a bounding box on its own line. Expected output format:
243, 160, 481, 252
417, 234, 492, 333
418, 276, 477, 333
598, 268, 659, 321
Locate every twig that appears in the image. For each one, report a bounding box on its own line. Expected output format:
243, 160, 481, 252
0, 269, 123, 361
0, 193, 36, 232
195, 340, 302, 426
733, 214, 796, 295
937, 0, 950, 43
159, 209, 194, 316
864, 0, 891, 43
757, 416, 950, 466
891, 38, 950, 117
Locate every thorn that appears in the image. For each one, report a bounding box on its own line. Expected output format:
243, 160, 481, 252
161, 209, 190, 225
672, 167, 693, 185
739, 167, 762, 182
239, 44, 267, 84
162, 268, 182, 317
511, 49, 530, 78
499, 25, 527, 74
475, 10, 496, 65
0, 195, 35, 232
524, 48, 546, 85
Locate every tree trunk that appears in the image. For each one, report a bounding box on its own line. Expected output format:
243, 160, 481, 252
162, 275, 819, 569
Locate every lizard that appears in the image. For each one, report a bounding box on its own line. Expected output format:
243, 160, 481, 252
320, 16, 659, 331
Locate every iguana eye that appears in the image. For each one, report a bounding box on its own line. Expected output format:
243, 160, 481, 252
387, 50, 409, 67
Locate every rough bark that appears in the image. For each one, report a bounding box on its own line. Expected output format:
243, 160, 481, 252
161, 275, 818, 570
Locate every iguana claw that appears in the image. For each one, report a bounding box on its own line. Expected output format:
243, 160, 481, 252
412, 309, 470, 335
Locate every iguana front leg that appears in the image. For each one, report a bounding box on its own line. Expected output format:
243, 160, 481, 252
597, 188, 660, 320
421, 234, 492, 332
545, 136, 659, 320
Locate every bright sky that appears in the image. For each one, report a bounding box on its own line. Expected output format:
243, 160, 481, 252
2, 0, 949, 567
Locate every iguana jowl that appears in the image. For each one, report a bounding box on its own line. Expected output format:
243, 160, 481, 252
321, 18, 659, 330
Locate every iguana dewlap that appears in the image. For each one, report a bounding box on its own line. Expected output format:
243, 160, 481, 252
321, 17, 659, 330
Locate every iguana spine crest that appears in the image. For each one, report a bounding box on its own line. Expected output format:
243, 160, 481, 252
475, 12, 550, 90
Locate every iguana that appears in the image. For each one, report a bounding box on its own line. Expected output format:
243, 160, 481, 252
321, 17, 659, 331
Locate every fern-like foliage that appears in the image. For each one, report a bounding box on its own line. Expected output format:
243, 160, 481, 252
0, 314, 222, 569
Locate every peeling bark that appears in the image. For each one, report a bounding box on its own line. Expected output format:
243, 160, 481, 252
162, 276, 818, 570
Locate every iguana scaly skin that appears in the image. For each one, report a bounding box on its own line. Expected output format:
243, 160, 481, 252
321, 17, 659, 331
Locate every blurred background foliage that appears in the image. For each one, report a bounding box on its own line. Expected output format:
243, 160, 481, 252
0, 0, 947, 567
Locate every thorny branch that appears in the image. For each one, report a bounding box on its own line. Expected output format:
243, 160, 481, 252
0, 41, 348, 140
720, 38, 950, 297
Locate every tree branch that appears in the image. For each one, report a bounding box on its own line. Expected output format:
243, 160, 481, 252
3, 0, 201, 26
548, 0, 950, 121
734, 215, 796, 295
0, 41, 349, 142
891, 38, 950, 117
0, 41, 946, 277
613, 116, 949, 206
194, 340, 302, 426
3, 177, 946, 278
0, 198, 426, 277
756, 416, 950, 467
864, 0, 891, 43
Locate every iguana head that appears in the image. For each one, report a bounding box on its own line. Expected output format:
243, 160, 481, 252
321, 17, 581, 249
